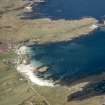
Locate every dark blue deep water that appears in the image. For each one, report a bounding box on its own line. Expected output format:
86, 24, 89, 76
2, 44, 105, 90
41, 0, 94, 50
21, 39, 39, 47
24, 0, 105, 85
25, 0, 105, 19
28, 28, 105, 85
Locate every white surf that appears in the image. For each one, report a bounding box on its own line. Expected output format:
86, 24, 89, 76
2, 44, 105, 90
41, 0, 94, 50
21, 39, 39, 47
16, 46, 54, 87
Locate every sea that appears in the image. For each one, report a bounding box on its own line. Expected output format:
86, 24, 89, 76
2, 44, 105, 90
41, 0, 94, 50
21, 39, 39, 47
24, 0, 105, 20
20, 0, 105, 86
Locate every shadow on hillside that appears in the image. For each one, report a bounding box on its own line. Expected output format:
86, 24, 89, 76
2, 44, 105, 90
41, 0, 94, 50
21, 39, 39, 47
22, 0, 105, 20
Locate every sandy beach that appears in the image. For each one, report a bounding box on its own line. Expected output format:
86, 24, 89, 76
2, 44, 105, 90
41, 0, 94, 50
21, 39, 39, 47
16, 46, 54, 87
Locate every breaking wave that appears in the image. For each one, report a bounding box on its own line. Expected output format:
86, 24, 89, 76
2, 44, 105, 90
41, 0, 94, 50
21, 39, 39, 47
16, 46, 54, 87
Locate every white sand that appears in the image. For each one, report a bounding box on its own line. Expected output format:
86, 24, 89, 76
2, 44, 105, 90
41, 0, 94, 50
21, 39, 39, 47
16, 46, 54, 87
17, 46, 28, 55
25, 6, 32, 11
89, 24, 98, 30
17, 64, 54, 87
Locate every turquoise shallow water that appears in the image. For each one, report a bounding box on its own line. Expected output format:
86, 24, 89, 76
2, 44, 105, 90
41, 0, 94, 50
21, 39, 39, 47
26, 28, 105, 85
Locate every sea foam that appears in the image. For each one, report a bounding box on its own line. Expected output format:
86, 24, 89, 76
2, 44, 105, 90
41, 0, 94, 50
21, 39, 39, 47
16, 46, 54, 87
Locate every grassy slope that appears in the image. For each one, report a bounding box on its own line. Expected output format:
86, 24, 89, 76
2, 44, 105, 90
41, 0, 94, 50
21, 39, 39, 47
0, 51, 29, 105
0, 51, 48, 105
0, 16, 97, 44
